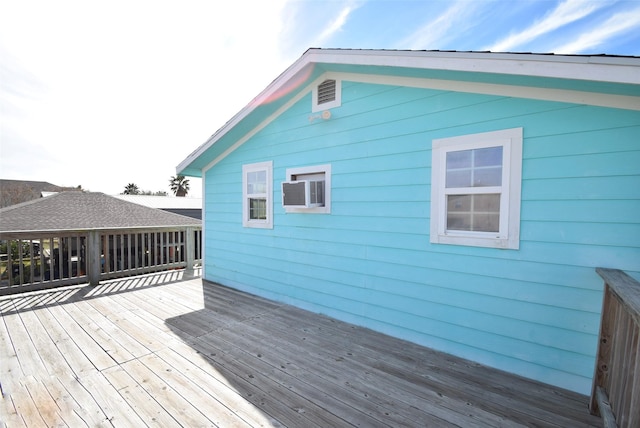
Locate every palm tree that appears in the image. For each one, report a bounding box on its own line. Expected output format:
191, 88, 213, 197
169, 175, 190, 197
123, 183, 140, 195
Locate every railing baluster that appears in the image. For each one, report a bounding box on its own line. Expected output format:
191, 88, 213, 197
0, 226, 200, 295
160, 231, 165, 266
29, 240, 35, 284
134, 233, 139, 270
154, 232, 158, 269
58, 238, 63, 280
7, 240, 13, 287
120, 233, 125, 272
48, 237, 53, 282
127, 233, 132, 272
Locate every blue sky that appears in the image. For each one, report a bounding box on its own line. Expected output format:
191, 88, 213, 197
1, 0, 639, 196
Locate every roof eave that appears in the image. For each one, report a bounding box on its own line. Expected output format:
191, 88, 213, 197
304, 49, 640, 85
176, 51, 321, 177
176, 49, 640, 176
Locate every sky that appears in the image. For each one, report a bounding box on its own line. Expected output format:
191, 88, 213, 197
1, 0, 639, 197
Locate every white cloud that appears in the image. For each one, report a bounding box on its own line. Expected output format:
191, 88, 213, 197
396, 1, 477, 50
315, 3, 359, 46
552, 7, 640, 54
487, 0, 601, 52
0, 0, 293, 195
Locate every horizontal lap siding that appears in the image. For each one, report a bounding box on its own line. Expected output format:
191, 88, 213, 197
204, 81, 640, 394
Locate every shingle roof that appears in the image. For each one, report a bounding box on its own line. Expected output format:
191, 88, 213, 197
0, 179, 79, 208
0, 192, 201, 233
112, 194, 202, 210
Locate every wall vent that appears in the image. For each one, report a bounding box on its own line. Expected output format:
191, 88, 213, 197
317, 79, 336, 105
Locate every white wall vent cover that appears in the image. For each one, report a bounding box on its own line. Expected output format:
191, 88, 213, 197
317, 79, 336, 105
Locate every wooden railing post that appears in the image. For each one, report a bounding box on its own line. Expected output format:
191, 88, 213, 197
87, 230, 101, 286
185, 226, 195, 276
590, 268, 640, 428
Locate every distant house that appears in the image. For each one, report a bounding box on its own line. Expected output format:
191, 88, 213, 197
0, 192, 201, 289
113, 194, 202, 220
0, 192, 200, 232
177, 49, 640, 395
0, 179, 80, 208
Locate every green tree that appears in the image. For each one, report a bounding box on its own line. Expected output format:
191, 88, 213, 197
169, 175, 190, 197
123, 183, 140, 195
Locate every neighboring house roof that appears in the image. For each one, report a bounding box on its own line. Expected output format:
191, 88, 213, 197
0, 179, 79, 208
112, 195, 202, 210
0, 191, 201, 234
177, 49, 640, 177
113, 194, 203, 220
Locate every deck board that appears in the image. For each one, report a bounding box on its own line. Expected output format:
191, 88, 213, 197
0, 272, 602, 427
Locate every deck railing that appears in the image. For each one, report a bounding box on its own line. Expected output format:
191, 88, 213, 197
0, 226, 202, 296
590, 268, 640, 428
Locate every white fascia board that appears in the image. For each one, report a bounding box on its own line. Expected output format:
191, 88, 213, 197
202, 81, 313, 174
306, 49, 640, 85
176, 57, 317, 175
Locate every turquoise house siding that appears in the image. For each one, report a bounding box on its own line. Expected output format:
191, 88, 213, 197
201, 78, 640, 395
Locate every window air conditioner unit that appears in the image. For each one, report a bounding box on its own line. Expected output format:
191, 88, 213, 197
282, 180, 324, 208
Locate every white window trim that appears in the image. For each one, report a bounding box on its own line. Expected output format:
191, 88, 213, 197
242, 161, 273, 229
284, 164, 331, 214
430, 128, 522, 249
312, 78, 341, 112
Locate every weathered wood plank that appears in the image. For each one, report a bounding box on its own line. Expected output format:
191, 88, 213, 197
9, 380, 47, 427
123, 289, 213, 338
202, 281, 599, 426
2, 304, 48, 379
9, 308, 105, 426
120, 356, 217, 427
0, 392, 27, 428
197, 313, 474, 427
11, 302, 116, 426
7, 296, 115, 425
595, 386, 617, 428
597, 268, 640, 325
591, 283, 615, 413
208, 299, 536, 427
83, 295, 165, 354
22, 374, 82, 428
30, 304, 98, 379
42, 375, 111, 428
76, 370, 148, 428
1, 275, 604, 427
630, 337, 640, 428
0, 308, 22, 397
183, 286, 509, 426
101, 365, 182, 427
185, 334, 350, 428
61, 299, 142, 363
154, 347, 278, 427
138, 352, 254, 427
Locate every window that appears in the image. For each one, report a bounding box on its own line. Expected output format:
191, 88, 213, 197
242, 161, 273, 228
312, 78, 341, 112
283, 164, 331, 214
430, 128, 522, 249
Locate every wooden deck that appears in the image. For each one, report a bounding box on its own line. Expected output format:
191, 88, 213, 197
1, 271, 602, 427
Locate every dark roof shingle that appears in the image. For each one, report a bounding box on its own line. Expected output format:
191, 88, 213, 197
0, 192, 201, 233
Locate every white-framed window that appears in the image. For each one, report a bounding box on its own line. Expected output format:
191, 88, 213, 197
283, 164, 331, 214
242, 161, 273, 229
430, 128, 523, 249
312, 78, 341, 112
